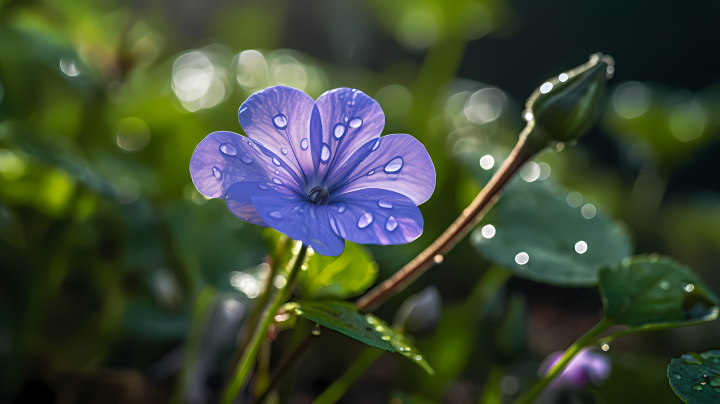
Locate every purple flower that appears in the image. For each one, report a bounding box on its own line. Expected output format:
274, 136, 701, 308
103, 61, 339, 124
190, 86, 435, 256
539, 349, 610, 390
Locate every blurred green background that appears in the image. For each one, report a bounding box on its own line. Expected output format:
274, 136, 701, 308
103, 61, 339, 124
2, 0, 720, 403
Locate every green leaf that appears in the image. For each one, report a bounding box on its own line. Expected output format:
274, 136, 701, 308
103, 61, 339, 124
599, 255, 719, 330
299, 242, 378, 300
667, 350, 720, 403
471, 179, 632, 286
285, 300, 433, 374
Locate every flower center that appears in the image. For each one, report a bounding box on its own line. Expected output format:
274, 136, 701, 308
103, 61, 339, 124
308, 186, 330, 205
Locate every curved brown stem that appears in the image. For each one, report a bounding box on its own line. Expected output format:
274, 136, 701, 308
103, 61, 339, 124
356, 132, 535, 312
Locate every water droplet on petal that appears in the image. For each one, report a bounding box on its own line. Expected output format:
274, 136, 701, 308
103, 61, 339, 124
273, 178, 282, 184
349, 118, 363, 128
212, 167, 222, 179
273, 158, 281, 166
329, 216, 341, 236
273, 114, 287, 129
220, 143, 237, 156
378, 200, 392, 209
321, 143, 331, 162
270, 211, 282, 219
301, 138, 308, 150
344, 116, 348, 122
357, 212, 373, 228
281, 148, 288, 155
337, 203, 346, 213
242, 154, 253, 164
384, 157, 404, 173
258, 183, 268, 190
333, 124, 346, 140
367, 170, 375, 176
386, 216, 398, 231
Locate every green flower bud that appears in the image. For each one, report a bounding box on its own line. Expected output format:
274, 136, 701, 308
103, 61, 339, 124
522, 52, 615, 152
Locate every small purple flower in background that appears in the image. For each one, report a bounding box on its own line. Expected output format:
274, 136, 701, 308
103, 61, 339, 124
190, 86, 435, 256
539, 349, 610, 390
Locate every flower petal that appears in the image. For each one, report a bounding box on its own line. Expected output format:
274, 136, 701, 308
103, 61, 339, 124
313, 88, 385, 186
224, 181, 300, 227
190, 131, 305, 202
328, 134, 435, 205
238, 85, 316, 189
251, 195, 345, 256
327, 188, 423, 246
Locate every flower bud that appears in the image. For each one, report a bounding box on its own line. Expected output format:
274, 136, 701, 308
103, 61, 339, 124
522, 52, 615, 152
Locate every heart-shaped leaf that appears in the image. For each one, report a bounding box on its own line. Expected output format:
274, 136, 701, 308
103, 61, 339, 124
285, 300, 433, 374
599, 255, 719, 330
471, 178, 632, 286
298, 242, 378, 300
668, 350, 720, 403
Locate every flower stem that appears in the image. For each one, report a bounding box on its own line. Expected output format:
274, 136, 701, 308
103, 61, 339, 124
221, 244, 308, 404
356, 130, 536, 312
513, 319, 611, 404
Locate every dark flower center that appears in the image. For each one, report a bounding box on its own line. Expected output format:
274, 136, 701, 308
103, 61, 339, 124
308, 186, 330, 205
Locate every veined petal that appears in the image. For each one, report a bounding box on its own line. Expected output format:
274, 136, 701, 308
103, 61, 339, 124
313, 88, 385, 186
224, 181, 300, 227
252, 196, 345, 256
327, 189, 423, 246
190, 131, 305, 201
238, 86, 315, 189
328, 134, 435, 205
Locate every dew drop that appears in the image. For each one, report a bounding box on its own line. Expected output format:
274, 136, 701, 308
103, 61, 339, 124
270, 211, 282, 219
273, 178, 282, 185
601, 343, 610, 351
242, 154, 253, 164
344, 116, 348, 122
258, 183, 269, 190
281, 147, 288, 155
337, 203, 346, 213
692, 384, 703, 391
321, 143, 331, 162
357, 212, 373, 228
367, 170, 375, 176
273, 114, 288, 129
378, 200, 392, 209
433, 254, 444, 264
386, 216, 398, 231
659, 280, 671, 290
311, 326, 321, 336
414, 355, 422, 361
381, 335, 391, 341
212, 167, 222, 179
272, 158, 281, 166
349, 118, 363, 128
301, 138, 309, 150
220, 143, 237, 156
673, 374, 682, 380
384, 157, 404, 174
333, 124, 346, 140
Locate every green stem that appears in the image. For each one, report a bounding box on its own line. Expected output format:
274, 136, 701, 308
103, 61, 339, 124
170, 286, 217, 404
310, 348, 384, 404
514, 319, 611, 404
221, 244, 308, 404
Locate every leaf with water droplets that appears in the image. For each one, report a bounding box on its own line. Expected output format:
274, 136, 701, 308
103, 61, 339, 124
469, 178, 632, 286
668, 350, 720, 403
286, 300, 433, 374
600, 255, 719, 330
298, 242, 378, 300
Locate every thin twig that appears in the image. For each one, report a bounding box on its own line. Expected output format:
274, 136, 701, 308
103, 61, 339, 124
356, 131, 535, 312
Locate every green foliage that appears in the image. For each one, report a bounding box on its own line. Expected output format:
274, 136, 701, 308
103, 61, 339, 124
471, 179, 632, 286
599, 255, 719, 330
285, 300, 433, 374
298, 242, 378, 300
667, 351, 720, 403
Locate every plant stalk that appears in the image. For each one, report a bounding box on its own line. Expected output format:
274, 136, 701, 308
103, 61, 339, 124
221, 244, 308, 404
356, 130, 536, 312
513, 319, 611, 404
